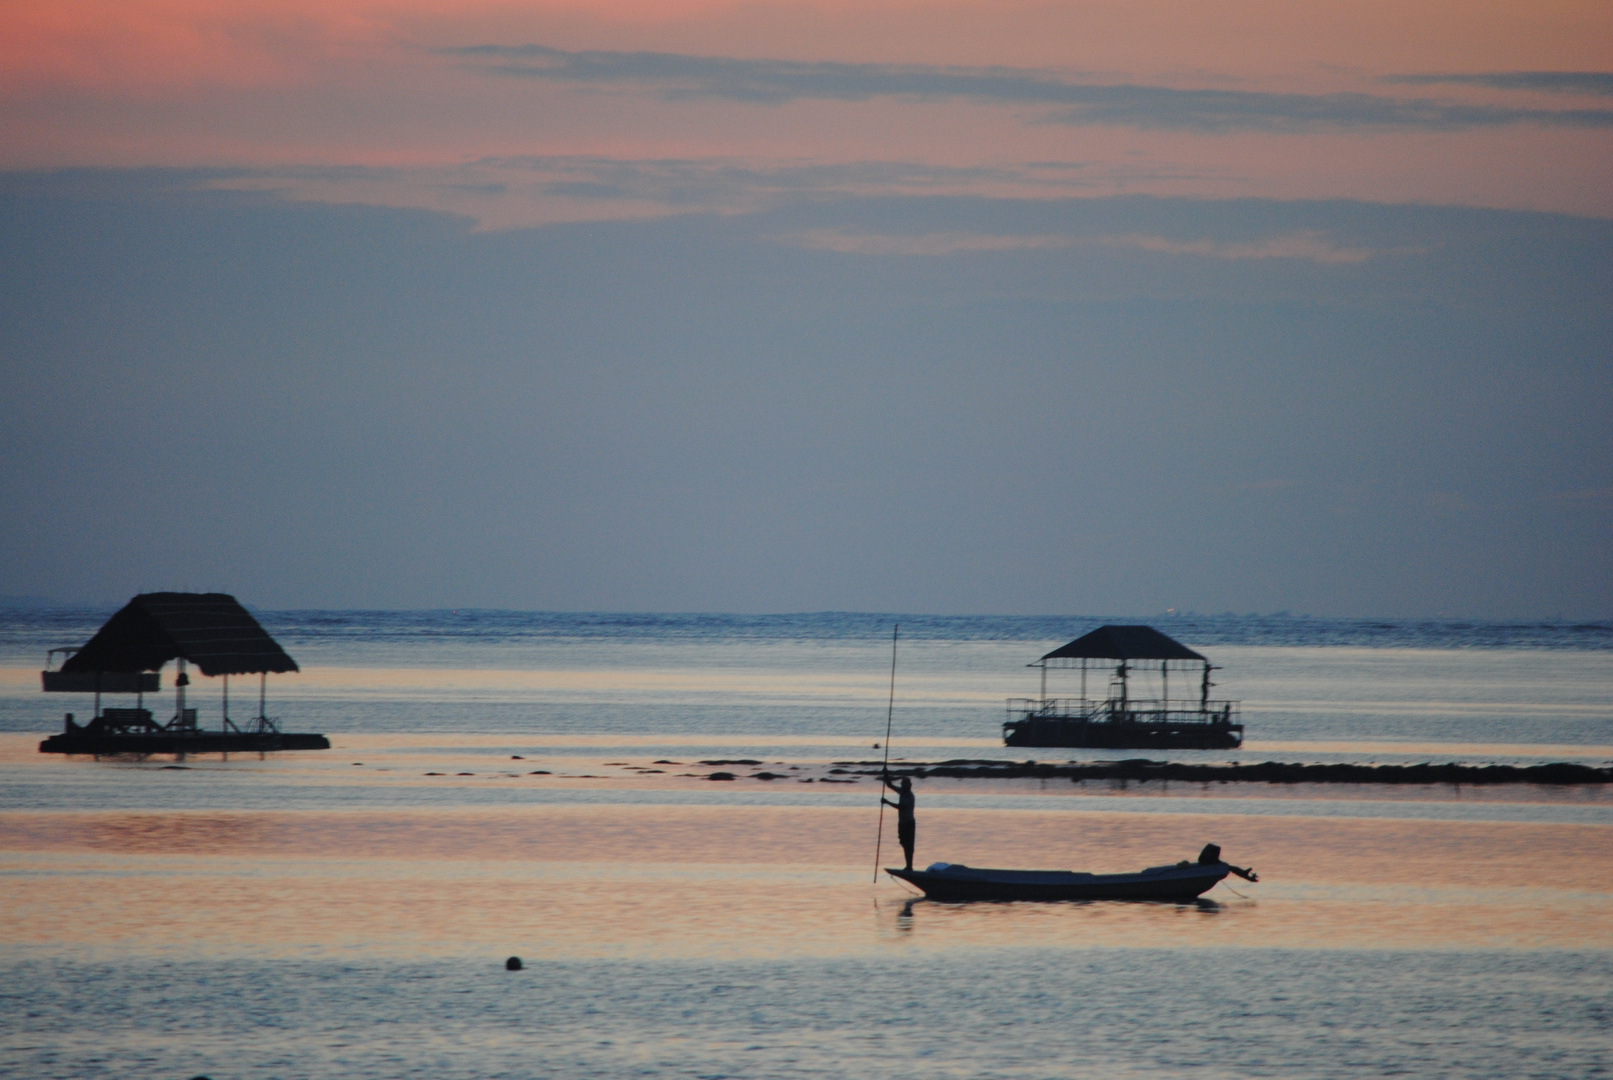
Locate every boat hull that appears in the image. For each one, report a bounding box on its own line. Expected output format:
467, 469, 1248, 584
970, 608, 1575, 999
887, 862, 1229, 902
1003, 718, 1242, 750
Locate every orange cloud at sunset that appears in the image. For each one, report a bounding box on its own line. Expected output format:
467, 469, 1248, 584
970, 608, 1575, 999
7, 0, 1609, 87
2, 0, 1610, 222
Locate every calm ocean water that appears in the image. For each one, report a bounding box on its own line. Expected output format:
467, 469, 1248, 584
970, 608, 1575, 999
2, 609, 1610, 1078
8, 951, 1609, 1080
4, 608, 1611, 753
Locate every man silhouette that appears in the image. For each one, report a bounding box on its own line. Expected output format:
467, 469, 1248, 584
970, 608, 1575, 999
882, 773, 916, 871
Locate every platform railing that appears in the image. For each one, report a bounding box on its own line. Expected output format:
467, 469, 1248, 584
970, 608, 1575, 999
1007, 697, 1240, 725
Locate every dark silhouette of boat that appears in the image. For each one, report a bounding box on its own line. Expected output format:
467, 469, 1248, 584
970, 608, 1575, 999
888, 844, 1257, 902
38, 593, 328, 756
1002, 625, 1242, 749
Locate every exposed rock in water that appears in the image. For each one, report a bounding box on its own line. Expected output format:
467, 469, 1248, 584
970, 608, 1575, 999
869, 759, 1613, 786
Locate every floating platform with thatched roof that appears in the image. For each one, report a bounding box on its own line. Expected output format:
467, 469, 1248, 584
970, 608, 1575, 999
1003, 625, 1243, 750
39, 592, 328, 755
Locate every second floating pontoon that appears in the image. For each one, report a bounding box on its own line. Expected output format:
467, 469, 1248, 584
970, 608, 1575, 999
1002, 625, 1242, 749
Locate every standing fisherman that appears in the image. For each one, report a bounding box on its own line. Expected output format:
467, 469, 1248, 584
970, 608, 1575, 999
882, 773, 916, 871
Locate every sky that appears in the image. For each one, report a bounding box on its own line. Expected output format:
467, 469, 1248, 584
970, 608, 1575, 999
1, 0, 1610, 617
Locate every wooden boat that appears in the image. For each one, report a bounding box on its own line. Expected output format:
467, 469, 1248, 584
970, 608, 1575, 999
887, 845, 1257, 902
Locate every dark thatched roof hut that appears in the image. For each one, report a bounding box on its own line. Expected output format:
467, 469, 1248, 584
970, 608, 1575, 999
1039, 625, 1206, 664
60, 593, 298, 676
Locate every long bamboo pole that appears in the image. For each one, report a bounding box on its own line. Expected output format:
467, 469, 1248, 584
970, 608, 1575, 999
872, 623, 898, 883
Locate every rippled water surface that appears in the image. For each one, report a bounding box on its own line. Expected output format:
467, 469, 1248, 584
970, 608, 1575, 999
2, 610, 1610, 1078
9, 951, 1610, 1080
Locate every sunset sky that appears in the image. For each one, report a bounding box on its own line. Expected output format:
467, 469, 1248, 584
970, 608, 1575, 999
2, 1, 1610, 615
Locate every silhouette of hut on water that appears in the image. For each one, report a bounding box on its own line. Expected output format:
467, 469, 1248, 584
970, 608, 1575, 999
1003, 625, 1243, 749
40, 592, 327, 755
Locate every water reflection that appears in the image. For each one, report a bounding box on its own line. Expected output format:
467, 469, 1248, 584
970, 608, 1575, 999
3, 842, 1607, 963
5, 641, 1610, 750
3, 782, 1611, 962
11, 946, 1610, 1080
890, 893, 1223, 920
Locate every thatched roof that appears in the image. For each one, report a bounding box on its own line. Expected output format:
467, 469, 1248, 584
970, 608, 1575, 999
60, 593, 298, 677
1040, 625, 1206, 663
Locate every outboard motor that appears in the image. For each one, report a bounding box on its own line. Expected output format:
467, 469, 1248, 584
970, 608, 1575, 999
1199, 842, 1259, 881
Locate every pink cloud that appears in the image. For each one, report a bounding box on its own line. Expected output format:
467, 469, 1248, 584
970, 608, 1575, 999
2, 0, 1609, 220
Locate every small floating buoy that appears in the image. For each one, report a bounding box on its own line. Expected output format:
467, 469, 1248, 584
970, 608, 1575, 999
873, 742, 880, 749
506, 956, 523, 971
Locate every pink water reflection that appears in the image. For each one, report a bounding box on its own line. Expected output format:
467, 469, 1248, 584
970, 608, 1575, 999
4, 806, 1609, 961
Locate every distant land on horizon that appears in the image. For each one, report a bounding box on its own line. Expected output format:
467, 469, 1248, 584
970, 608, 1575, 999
3, 595, 1603, 626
